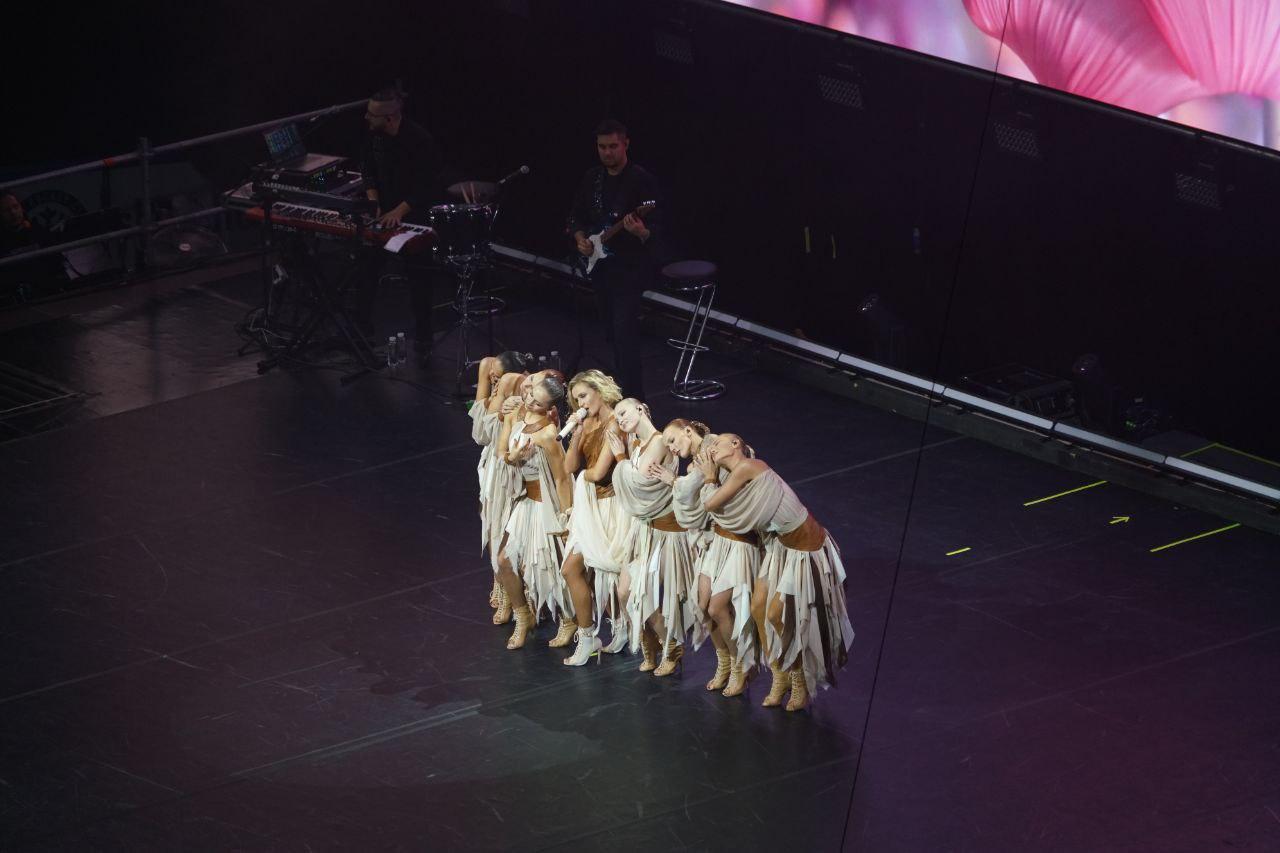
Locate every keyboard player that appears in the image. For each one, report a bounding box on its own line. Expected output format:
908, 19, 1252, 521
356, 86, 452, 365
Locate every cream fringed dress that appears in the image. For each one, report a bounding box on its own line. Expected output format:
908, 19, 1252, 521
671, 449, 716, 575
500, 417, 570, 621
700, 467, 853, 696
613, 438, 705, 652
561, 421, 634, 626
469, 401, 519, 574
675, 468, 762, 668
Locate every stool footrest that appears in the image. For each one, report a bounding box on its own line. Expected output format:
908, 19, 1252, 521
671, 379, 726, 401
667, 338, 710, 353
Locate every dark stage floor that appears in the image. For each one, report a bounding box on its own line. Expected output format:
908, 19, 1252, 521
3, 267, 1279, 851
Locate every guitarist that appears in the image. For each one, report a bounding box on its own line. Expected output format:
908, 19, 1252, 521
566, 119, 663, 399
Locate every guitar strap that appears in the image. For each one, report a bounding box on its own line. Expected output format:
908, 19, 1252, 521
590, 167, 606, 228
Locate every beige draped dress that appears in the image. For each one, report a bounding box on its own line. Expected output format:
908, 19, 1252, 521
676, 467, 762, 667
500, 417, 569, 621
470, 401, 520, 574
701, 467, 853, 695
613, 436, 705, 652
561, 419, 636, 626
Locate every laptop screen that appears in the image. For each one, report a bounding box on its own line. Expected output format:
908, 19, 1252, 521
263, 124, 305, 163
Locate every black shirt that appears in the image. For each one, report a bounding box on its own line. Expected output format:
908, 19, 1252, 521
359, 120, 447, 221
567, 162, 663, 263
0, 221, 66, 291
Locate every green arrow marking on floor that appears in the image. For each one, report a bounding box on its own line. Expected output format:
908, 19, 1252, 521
946, 547, 971, 556
1023, 480, 1107, 507
1149, 523, 1241, 553
1110, 516, 1130, 525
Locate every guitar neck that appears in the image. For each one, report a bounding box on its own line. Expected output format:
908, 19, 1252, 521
599, 218, 630, 244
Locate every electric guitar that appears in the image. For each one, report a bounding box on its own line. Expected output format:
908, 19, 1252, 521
579, 200, 657, 275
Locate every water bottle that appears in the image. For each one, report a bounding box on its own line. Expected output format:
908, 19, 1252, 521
387, 336, 397, 369
550, 350, 561, 371
538, 355, 547, 373
396, 332, 407, 365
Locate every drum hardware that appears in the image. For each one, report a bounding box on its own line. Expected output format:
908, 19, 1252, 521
429, 191, 509, 395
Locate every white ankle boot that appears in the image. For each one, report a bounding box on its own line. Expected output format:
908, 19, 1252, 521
600, 616, 629, 654
563, 627, 601, 666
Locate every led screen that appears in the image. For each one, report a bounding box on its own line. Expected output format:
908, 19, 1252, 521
726, 1, 1280, 151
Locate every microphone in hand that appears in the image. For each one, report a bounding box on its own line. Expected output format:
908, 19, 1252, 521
558, 407, 587, 439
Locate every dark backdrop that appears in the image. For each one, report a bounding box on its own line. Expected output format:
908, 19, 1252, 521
8, 0, 1279, 456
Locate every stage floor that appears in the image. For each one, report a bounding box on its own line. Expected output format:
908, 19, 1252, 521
2, 269, 1279, 851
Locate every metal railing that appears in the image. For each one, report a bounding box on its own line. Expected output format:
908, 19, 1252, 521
0, 98, 367, 271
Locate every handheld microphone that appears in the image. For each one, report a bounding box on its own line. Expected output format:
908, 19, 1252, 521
558, 407, 587, 439
498, 165, 531, 186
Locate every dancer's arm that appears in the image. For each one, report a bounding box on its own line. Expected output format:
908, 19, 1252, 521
635, 435, 668, 479
474, 356, 498, 404
535, 427, 574, 510
499, 412, 519, 466
487, 372, 523, 414
704, 459, 765, 513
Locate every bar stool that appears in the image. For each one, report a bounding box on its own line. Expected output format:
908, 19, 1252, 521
660, 260, 725, 401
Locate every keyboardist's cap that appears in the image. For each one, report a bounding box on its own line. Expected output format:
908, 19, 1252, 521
366, 92, 401, 117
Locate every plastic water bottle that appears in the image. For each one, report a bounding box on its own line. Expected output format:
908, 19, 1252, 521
396, 332, 407, 365
387, 336, 397, 369
550, 350, 561, 371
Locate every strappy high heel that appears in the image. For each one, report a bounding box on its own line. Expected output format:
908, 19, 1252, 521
492, 588, 512, 625
639, 631, 661, 672
653, 641, 684, 677
762, 661, 789, 708
706, 649, 732, 691
548, 616, 577, 648
785, 667, 810, 712
722, 659, 753, 698
506, 604, 535, 650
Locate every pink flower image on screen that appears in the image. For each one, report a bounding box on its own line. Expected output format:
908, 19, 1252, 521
726, 0, 1280, 149
1142, 0, 1280, 100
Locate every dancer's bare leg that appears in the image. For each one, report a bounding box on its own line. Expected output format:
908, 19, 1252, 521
771, 594, 807, 710
757, 580, 788, 706
707, 590, 736, 649
698, 576, 726, 653
561, 550, 593, 629
496, 552, 526, 608
497, 545, 534, 649
703, 582, 732, 690
750, 580, 771, 662
766, 592, 795, 659
615, 567, 632, 617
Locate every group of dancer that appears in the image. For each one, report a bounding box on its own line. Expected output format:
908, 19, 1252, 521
467, 352, 853, 712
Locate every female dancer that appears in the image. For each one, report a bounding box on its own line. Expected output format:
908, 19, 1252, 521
503, 368, 574, 645
662, 420, 716, 572
609, 400, 703, 676
654, 421, 763, 697
494, 374, 573, 649
694, 434, 853, 711
560, 370, 633, 666
469, 352, 530, 619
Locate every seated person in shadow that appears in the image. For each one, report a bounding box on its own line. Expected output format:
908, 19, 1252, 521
1, 189, 69, 302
